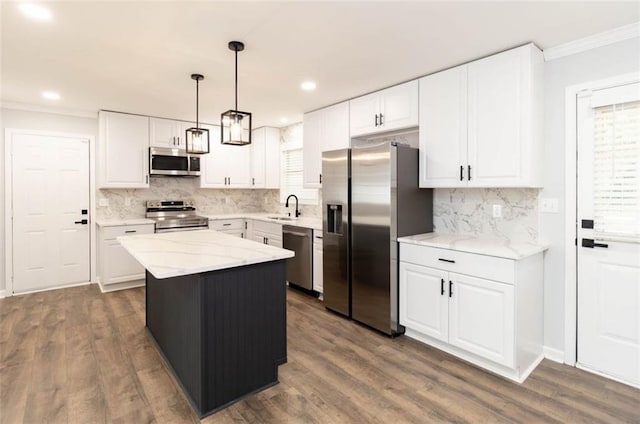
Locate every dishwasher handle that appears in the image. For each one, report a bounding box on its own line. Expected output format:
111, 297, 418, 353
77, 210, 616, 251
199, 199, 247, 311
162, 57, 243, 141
283, 229, 310, 238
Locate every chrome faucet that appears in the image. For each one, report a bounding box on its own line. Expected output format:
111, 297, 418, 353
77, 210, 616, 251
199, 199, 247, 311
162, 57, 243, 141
285, 194, 301, 218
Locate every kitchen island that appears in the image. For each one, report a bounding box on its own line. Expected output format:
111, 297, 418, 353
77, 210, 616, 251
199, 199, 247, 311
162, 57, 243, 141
118, 229, 294, 418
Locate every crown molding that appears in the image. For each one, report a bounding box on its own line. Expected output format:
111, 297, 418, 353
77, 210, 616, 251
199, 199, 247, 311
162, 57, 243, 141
544, 22, 640, 61
0, 101, 98, 119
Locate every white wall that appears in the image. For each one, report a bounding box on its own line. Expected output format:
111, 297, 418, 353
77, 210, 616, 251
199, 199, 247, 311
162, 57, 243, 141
0, 108, 98, 294
541, 37, 640, 354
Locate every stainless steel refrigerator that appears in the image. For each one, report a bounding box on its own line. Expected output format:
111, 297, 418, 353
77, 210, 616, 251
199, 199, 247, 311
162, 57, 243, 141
322, 141, 433, 335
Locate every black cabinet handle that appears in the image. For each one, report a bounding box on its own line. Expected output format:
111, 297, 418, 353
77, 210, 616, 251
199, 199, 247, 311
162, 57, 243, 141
460, 165, 464, 181
468, 165, 472, 181
124, 230, 137, 233
438, 258, 455, 263
375, 114, 379, 127
223, 223, 231, 227
74, 219, 88, 225
379, 113, 384, 125
441, 278, 445, 296
319, 174, 322, 184
449, 281, 453, 297
252, 177, 255, 185
582, 238, 609, 248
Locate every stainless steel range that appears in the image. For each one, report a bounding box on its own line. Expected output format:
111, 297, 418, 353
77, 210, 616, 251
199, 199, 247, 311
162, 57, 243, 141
146, 200, 209, 233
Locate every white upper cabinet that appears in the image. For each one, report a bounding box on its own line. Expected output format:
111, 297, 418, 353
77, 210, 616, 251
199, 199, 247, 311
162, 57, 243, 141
98, 111, 149, 188
200, 124, 251, 189
350, 80, 418, 137
303, 101, 350, 188
251, 127, 280, 189
149, 117, 193, 149
419, 44, 544, 188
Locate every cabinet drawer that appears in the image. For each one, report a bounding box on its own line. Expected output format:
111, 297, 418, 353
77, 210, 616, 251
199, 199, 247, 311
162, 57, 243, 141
210, 219, 244, 231
400, 243, 514, 284
102, 224, 154, 240
252, 220, 282, 237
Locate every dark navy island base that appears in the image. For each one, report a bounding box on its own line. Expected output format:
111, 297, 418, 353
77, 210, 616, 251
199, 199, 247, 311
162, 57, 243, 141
145, 259, 287, 418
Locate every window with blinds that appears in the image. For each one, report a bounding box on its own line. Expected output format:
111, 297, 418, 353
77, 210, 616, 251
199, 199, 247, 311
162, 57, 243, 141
592, 100, 640, 241
280, 148, 319, 205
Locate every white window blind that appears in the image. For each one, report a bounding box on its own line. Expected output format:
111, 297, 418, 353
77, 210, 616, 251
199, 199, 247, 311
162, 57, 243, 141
280, 148, 318, 205
592, 100, 640, 241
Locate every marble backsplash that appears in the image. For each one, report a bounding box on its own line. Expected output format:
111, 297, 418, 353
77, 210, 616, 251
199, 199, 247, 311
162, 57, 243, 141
97, 178, 282, 219
432, 188, 539, 243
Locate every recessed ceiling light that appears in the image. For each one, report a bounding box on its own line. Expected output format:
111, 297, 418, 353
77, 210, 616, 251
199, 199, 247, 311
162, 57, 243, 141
301, 81, 317, 91
42, 91, 61, 100
18, 3, 52, 21
280, 117, 289, 124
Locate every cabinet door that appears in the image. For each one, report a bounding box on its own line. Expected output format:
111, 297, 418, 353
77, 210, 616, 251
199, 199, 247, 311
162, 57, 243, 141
200, 125, 226, 188
264, 127, 281, 189
448, 272, 514, 367
99, 111, 149, 188
250, 127, 266, 188
174, 121, 194, 149
322, 101, 350, 152
467, 47, 525, 187
419, 66, 468, 188
149, 117, 177, 148
399, 262, 449, 342
349, 92, 379, 137
303, 109, 323, 188
103, 240, 145, 283
266, 237, 282, 248
225, 143, 251, 188
313, 232, 323, 293
379, 80, 419, 133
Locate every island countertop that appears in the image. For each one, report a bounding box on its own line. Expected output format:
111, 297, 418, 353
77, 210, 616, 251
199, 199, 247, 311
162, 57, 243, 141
118, 229, 294, 279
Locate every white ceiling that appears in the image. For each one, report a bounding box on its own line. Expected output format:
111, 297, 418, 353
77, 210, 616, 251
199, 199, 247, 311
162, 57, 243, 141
2, 1, 638, 127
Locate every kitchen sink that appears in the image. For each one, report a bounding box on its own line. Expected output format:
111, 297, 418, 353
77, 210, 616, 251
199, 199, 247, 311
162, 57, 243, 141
267, 216, 295, 221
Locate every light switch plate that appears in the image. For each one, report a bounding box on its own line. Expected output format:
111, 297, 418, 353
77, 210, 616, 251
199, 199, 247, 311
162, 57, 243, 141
492, 204, 502, 218
540, 198, 559, 213
99, 198, 109, 207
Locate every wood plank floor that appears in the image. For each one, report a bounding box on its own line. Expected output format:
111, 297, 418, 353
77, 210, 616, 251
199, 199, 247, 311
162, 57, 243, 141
1, 284, 638, 423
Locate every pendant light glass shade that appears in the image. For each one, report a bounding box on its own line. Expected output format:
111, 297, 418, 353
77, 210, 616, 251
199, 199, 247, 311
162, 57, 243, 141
186, 73, 209, 154
221, 41, 252, 146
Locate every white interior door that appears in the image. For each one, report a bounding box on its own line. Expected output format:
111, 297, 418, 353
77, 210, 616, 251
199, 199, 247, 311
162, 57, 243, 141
577, 82, 640, 387
11, 133, 90, 294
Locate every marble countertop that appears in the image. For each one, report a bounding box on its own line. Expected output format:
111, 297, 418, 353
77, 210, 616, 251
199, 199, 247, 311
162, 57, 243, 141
207, 213, 322, 231
398, 233, 548, 260
96, 218, 155, 227
118, 229, 294, 279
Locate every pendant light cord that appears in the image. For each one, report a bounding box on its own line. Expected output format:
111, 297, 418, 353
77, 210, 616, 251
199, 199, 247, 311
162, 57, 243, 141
234, 48, 238, 112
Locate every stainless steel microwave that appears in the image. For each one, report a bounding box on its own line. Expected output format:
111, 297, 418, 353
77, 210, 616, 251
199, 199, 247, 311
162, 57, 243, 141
149, 147, 201, 177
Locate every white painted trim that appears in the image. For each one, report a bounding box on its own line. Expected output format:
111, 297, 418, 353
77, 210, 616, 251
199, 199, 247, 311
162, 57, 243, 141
98, 279, 145, 293
0, 290, 6, 299
11, 281, 91, 297
563, 73, 640, 365
0, 101, 98, 119
543, 346, 565, 363
4, 128, 96, 296
544, 22, 640, 61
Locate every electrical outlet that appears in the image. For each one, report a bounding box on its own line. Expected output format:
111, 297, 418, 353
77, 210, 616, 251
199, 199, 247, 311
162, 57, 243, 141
492, 204, 502, 218
540, 198, 559, 213
99, 198, 109, 207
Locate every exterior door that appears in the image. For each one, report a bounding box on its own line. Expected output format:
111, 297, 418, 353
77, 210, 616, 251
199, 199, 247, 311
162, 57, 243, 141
11, 132, 90, 294
577, 82, 640, 387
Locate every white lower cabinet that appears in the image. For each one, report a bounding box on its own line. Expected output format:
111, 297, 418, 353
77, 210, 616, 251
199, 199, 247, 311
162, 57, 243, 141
313, 230, 323, 294
97, 223, 154, 292
210, 218, 246, 238
399, 243, 542, 382
248, 220, 282, 248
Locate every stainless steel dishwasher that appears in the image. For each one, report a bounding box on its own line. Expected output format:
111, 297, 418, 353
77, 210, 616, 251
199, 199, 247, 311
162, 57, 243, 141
282, 225, 313, 291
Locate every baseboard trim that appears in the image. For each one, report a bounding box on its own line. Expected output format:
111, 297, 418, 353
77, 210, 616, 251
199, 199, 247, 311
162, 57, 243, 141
543, 346, 565, 363
544, 22, 640, 61
98, 279, 145, 293
0, 289, 6, 299
576, 363, 640, 389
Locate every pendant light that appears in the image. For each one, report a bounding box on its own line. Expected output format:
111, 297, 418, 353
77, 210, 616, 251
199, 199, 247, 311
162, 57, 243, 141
221, 41, 252, 145
185, 73, 209, 154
